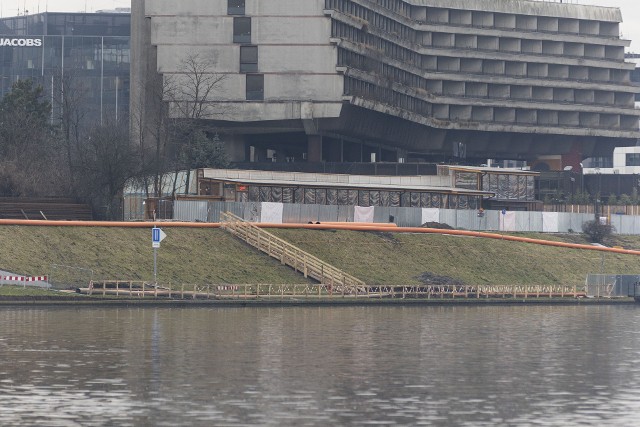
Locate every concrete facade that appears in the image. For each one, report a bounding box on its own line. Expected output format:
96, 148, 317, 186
131, 0, 640, 167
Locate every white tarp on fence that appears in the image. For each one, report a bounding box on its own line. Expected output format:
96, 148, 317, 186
542, 212, 559, 233
354, 206, 375, 223
260, 202, 284, 223
421, 208, 440, 225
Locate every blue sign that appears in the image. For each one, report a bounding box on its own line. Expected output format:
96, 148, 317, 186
152, 227, 166, 248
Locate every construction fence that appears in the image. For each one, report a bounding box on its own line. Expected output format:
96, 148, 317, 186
585, 274, 640, 298
124, 199, 640, 235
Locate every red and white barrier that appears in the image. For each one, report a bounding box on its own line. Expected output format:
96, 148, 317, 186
1, 275, 48, 282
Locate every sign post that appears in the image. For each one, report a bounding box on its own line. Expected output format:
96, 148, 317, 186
151, 227, 167, 284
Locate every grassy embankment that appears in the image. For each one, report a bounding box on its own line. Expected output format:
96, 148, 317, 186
1, 225, 639, 296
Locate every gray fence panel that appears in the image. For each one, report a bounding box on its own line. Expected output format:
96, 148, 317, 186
243, 202, 260, 222
317, 205, 340, 222
609, 214, 640, 235
283, 203, 302, 223
206, 201, 248, 222
556, 212, 572, 233
398, 207, 423, 227
299, 205, 321, 223
337, 205, 354, 222
174, 201, 208, 222
632, 216, 640, 235
373, 207, 391, 224
438, 209, 458, 229
568, 213, 589, 234
455, 210, 470, 230
610, 215, 623, 234
455, 209, 481, 230
207, 201, 222, 222
515, 212, 531, 232
483, 210, 500, 231
530, 212, 544, 232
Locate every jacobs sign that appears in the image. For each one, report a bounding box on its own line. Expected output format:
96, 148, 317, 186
0, 38, 43, 47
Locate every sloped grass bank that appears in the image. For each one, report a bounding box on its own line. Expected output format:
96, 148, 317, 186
0, 226, 639, 289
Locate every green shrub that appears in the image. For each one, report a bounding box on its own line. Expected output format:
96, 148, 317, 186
582, 219, 614, 243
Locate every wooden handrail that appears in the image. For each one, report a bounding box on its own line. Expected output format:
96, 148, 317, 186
220, 212, 366, 292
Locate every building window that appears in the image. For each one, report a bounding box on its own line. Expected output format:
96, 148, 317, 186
240, 45, 258, 72
246, 74, 264, 100
233, 17, 251, 43
228, 0, 245, 15
626, 153, 640, 167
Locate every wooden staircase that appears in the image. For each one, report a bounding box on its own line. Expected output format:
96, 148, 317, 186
220, 212, 367, 294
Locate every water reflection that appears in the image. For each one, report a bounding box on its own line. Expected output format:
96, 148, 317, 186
0, 305, 639, 425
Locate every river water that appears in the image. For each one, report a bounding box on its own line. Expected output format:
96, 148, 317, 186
0, 305, 639, 426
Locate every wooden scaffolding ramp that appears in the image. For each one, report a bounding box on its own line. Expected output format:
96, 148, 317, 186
220, 212, 367, 294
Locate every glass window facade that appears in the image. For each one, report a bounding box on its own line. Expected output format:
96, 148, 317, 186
0, 12, 130, 124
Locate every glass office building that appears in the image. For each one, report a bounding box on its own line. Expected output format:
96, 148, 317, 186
0, 12, 130, 124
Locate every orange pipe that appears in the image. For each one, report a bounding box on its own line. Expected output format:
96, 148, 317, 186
317, 222, 398, 227
1, 219, 639, 256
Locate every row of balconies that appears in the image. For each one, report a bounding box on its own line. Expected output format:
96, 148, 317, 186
424, 32, 625, 61
411, 7, 619, 38
424, 56, 629, 85
345, 77, 638, 131
424, 80, 635, 108
430, 105, 638, 130
332, 19, 632, 86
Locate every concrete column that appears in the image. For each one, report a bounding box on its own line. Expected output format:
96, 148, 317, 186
307, 135, 323, 162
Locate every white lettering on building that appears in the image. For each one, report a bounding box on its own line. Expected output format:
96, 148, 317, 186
0, 38, 43, 47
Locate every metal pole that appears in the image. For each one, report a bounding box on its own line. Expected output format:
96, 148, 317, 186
100, 36, 104, 126
154, 247, 157, 284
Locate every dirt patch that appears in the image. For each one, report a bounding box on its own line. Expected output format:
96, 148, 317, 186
415, 272, 465, 286
370, 231, 401, 244
421, 222, 454, 230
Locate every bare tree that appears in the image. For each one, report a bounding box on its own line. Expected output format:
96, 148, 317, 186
129, 52, 230, 202
168, 53, 228, 122
74, 119, 137, 220
52, 68, 93, 193
130, 71, 177, 199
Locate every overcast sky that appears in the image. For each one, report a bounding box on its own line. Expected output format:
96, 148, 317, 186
3, 0, 640, 51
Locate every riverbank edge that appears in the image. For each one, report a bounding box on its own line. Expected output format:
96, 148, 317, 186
0, 296, 636, 307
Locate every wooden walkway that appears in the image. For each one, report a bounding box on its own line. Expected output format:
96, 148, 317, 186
219, 212, 367, 294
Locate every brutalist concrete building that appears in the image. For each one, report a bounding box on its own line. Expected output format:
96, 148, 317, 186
131, 0, 640, 170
